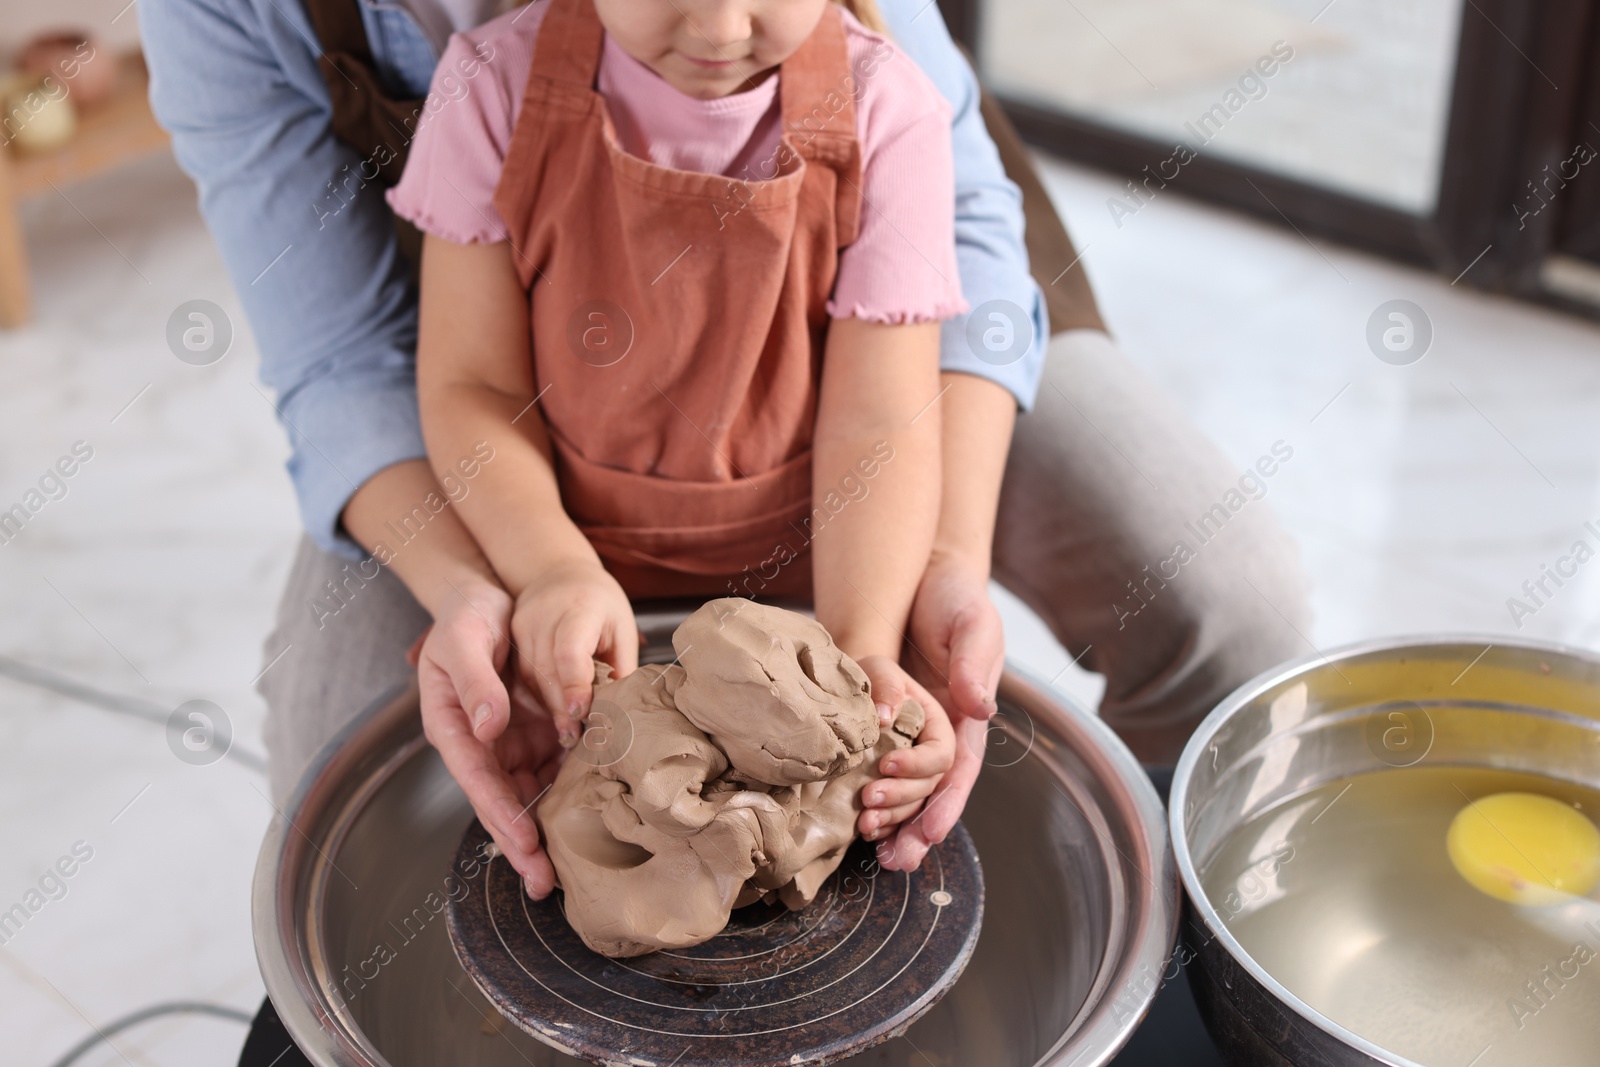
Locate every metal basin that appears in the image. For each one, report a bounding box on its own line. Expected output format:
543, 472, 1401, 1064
1171, 635, 1600, 1067
254, 606, 1176, 1067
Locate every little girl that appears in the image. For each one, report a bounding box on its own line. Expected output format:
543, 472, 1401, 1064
390, 0, 965, 858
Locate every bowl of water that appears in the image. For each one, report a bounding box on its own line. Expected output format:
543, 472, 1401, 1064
1171, 636, 1600, 1067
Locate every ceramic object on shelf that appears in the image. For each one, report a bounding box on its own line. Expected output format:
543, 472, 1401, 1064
18, 30, 115, 110
1, 74, 77, 154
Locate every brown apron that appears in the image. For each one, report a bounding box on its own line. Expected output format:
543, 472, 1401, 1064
493, 0, 863, 599
975, 87, 1106, 335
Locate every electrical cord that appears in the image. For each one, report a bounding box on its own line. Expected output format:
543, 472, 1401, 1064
0, 653, 268, 773
44, 1000, 255, 1067
0, 654, 271, 1064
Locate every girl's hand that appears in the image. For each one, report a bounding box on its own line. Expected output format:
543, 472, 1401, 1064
510, 557, 638, 745
413, 583, 565, 899
853, 655, 955, 866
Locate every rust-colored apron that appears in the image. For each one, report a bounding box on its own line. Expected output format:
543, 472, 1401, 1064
493, 0, 863, 599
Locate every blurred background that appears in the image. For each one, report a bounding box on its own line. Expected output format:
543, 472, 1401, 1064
1, 0, 1597, 1064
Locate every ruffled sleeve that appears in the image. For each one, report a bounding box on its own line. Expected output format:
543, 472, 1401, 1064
386, 9, 542, 244
826, 27, 968, 325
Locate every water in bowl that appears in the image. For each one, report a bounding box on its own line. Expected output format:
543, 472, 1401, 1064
1200, 765, 1600, 1067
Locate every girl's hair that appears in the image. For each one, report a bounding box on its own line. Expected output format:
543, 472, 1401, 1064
836, 0, 887, 32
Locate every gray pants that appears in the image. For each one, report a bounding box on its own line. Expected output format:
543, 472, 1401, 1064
258, 330, 1310, 801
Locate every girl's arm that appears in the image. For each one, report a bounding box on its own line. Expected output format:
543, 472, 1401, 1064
811, 317, 943, 669
814, 318, 955, 859
416, 236, 586, 593
415, 234, 637, 739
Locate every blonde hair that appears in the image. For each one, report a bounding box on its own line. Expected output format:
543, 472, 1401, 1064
835, 0, 887, 32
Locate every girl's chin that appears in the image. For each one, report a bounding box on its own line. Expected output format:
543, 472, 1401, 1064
667, 72, 749, 99
649, 56, 775, 98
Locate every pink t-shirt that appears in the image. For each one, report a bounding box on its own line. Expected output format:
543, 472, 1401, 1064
387, 4, 967, 324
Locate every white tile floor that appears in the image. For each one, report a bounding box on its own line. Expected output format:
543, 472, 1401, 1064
2, 144, 1599, 1066
1, 152, 294, 1067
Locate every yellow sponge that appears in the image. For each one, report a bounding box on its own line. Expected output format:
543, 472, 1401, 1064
1447, 792, 1600, 906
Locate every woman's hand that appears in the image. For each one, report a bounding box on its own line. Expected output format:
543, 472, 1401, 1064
413, 582, 565, 898
876, 551, 1006, 871
853, 654, 955, 867
509, 556, 639, 745
908, 550, 1005, 722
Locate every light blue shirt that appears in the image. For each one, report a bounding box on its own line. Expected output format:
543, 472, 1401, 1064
141, 0, 1047, 560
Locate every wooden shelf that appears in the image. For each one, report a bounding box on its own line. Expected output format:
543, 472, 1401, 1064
0, 50, 171, 328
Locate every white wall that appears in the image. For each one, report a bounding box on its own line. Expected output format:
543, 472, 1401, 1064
1, 0, 145, 62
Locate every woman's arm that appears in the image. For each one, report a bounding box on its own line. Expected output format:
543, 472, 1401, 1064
814, 319, 955, 861
879, 0, 1049, 409
810, 318, 943, 663
873, 372, 1014, 870
344, 460, 567, 897
341, 459, 503, 616
930, 373, 1015, 576
907, 369, 1015, 710
142, 0, 435, 562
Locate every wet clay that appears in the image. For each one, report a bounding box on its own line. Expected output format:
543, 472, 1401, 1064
536, 599, 922, 958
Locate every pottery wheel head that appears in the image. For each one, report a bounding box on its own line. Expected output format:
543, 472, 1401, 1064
446, 820, 984, 1067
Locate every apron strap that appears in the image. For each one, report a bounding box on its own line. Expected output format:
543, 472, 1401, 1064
530, 0, 606, 89
301, 0, 427, 270
779, 5, 862, 246
301, 0, 424, 186
497, 0, 605, 269
976, 81, 1106, 336
497, 0, 863, 270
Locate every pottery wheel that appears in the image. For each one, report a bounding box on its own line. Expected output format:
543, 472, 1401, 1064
446, 819, 984, 1067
